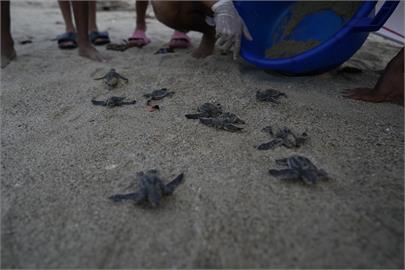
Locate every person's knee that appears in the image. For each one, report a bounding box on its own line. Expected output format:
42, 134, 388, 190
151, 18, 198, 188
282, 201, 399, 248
152, 2, 188, 32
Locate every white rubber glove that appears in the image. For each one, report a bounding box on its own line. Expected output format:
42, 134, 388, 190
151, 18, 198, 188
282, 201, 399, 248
212, 0, 252, 59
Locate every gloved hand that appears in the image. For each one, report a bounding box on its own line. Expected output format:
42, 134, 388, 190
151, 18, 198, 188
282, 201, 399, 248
212, 0, 252, 59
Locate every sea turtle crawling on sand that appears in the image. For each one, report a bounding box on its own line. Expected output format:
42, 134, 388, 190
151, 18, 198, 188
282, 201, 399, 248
186, 103, 245, 132
257, 126, 308, 150
199, 115, 244, 132
154, 47, 175, 54
91, 96, 136, 108
269, 155, 329, 185
185, 102, 223, 119
256, 89, 287, 104
109, 170, 184, 207
94, 68, 128, 89
144, 88, 174, 103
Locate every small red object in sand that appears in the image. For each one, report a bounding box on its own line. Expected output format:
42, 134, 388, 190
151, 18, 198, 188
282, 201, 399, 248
147, 105, 160, 112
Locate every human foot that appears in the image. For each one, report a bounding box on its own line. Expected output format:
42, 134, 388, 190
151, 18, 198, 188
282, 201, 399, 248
128, 29, 151, 48
168, 31, 191, 49
342, 86, 404, 104
90, 31, 110, 46
1, 41, 16, 68
57, 32, 77, 50
342, 48, 404, 105
78, 44, 106, 62
191, 33, 215, 58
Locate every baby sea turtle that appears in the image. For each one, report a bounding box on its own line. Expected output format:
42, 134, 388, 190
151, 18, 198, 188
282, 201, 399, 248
269, 155, 329, 185
154, 47, 175, 54
256, 89, 287, 104
199, 117, 243, 132
257, 126, 308, 150
94, 68, 128, 89
186, 103, 245, 132
109, 170, 184, 207
91, 96, 136, 108
185, 103, 223, 119
144, 88, 175, 110
143, 88, 174, 101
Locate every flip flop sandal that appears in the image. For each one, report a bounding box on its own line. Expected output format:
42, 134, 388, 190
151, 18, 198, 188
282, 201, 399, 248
57, 32, 77, 50
90, 31, 110, 46
128, 30, 151, 48
168, 31, 191, 49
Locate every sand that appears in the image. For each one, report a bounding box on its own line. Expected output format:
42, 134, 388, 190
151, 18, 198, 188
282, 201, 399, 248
266, 39, 320, 58
1, 1, 404, 268
266, 1, 361, 58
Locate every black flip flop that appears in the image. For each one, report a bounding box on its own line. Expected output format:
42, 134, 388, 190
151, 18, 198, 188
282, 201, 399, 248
90, 31, 110, 46
57, 32, 77, 49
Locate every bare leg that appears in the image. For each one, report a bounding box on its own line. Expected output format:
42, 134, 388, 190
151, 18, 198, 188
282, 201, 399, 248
136, 0, 148, 31
1, 0, 16, 68
71, 1, 105, 62
128, 1, 150, 47
152, 1, 215, 58
88, 1, 98, 32
58, 0, 75, 33
343, 48, 404, 105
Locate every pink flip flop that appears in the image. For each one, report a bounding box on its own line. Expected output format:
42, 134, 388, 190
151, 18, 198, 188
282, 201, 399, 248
128, 30, 151, 48
168, 31, 191, 49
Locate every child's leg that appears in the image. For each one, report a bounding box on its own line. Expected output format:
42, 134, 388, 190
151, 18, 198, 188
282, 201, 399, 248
57, 1, 77, 49
128, 1, 150, 46
152, 1, 215, 58
88, 1, 98, 32
71, 1, 105, 62
1, 0, 16, 68
58, 0, 75, 33
136, 0, 148, 31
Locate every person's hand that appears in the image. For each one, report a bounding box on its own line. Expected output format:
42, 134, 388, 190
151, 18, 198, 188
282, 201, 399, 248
212, 0, 252, 59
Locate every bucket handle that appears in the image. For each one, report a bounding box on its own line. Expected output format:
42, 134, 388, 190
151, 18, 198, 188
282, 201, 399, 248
351, 1, 399, 32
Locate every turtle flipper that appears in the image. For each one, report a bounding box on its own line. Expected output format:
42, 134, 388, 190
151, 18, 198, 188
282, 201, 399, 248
257, 139, 283, 150
223, 123, 243, 132
109, 192, 145, 203
185, 113, 203, 119
94, 75, 107, 80
121, 100, 137, 106
301, 169, 329, 185
117, 74, 128, 82
269, 169, 300, 181
91, 99, 107, 106
162, 173, 184, 195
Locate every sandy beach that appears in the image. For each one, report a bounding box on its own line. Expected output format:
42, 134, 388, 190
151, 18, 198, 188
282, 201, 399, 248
1, 1, 404, 268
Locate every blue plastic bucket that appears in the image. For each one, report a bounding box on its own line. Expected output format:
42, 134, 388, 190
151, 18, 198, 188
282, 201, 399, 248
234, 1, 399, 75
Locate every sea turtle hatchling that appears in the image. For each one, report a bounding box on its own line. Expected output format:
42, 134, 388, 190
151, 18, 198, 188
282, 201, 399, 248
199, 117, 243, 132
144, 88, 174, 102
109, 170, 184, 207
256, 89, 287, 104
186, 103, 245, 132
91, 96, 136, 108
269, 155, 329, 185
257, 126, 308, 150
185, 103, 223, 119
154, 47, 175, 54
94, 68, 128, 89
